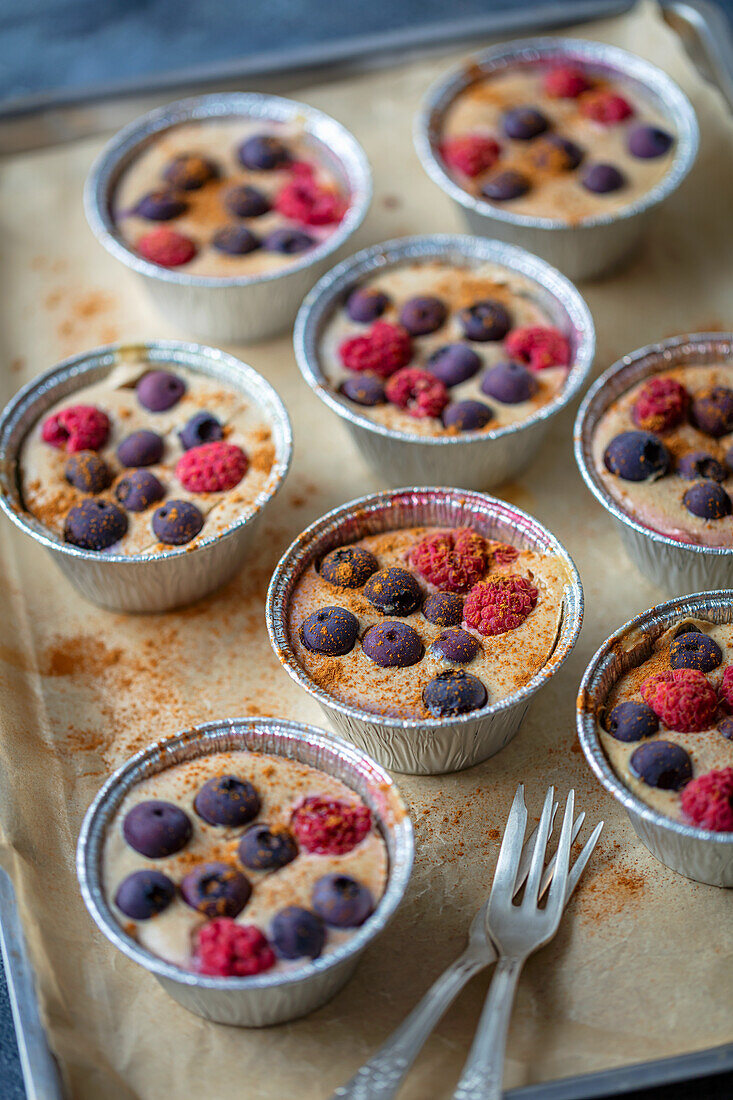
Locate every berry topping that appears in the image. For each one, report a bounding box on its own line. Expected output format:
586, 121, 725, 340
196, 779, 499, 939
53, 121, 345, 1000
606, 701, 659, 742
194, 775, 260, 827
632, 377, 689, 433
683, 482, 732, 520
582, 163, 626, 194
345, 288, 390, 324
195, 919, 275, 977
423, 591, 464, 627
529, 134, 584, 172
238, 134, 291, 171
385, 368, 449, 419
137, 227, 196, 267
271, 907, 326, 960
504, 325, 570, 371
224, 184, 270, 218
238, 824, 298, 871
339, 376, 386, 406
178, 412, 224, 451
431, 627, 481, 665
398, 295, 447, 337
628, 125, 674, 159
440, 134, 501, 176
65, 499, 128, 551
719, 716, 733, 739
262, 228, 315, 254
580, 89, 634, 124
117, 429, 164, 468
115, 470, 165, 512
312, 874, 373, 927
458, 300, 512, 342
42, 405, 110, 452
669, 631, 722, 673
152, 500, 204, 545
423, 669, 488, 717
274, 177, 345, 226
114, 870, 175, 920
481, 170, 531, 202
427, 344, 482, 387
543, 65, 592, 99
629, 741, 693, 790
481, 361, 537, 404
181, 863, 251, 919
364, 566, 422, 616
163, 154, 218, 190
301, 606, 359, 656
123, 800, 192, 858
502, 106, 549, 140
640, 668, 718, 732
719, 665, 733, 711
691, 386, 733, 437
319, 546, 379, 588
677, 452, 726, 482
64, 452, 112, 494
681, 767, 733, 831
212, 226, 260, 255
292, 797, 372, 856
339, 321, 412, 378
603, 431, 671, 482
492, 542, 519, 566
442, 400, 494, 432
362, 621, 424, 667
464, 574, 538, 636
134, 189, 187, 221
136, 370, 186, 412
176, 441, 248, 492
409, 528, 490, 593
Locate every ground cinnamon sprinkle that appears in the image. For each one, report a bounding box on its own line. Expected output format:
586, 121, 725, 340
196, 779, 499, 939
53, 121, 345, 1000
41, 635, 123, 677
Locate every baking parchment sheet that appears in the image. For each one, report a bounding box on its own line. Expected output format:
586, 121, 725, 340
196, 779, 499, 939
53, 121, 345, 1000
0, 3, 731, 1097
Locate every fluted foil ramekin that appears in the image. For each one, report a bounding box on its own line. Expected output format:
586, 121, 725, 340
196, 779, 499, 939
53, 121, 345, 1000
575, 333, 733, 596
77, 717, 413, 1026
266, 487, 583, 775
0, 341, 292, 612
577, 593, 733, 887
84, 93, 372, 343
414, 39, 699, 281
294, 235, 595, 491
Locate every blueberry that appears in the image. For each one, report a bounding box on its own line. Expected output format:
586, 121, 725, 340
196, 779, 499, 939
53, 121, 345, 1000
65, 499, 128, 551
263, 228, 315, 254
114, 870, 175, 920
628, 125, 674, 159
362, 621, 424, 667
117, 429, 164, 468
398, 296, 447, 337
345, 288, 390, 323
134, 189, 187, 221
691, 387, 733, 437
683, 481, 732, 520
582, 163, 626, 194
312, 873, 373, 927
442, 400, 494, 432
364, 566, 422, 615
423, 669, 488, 717
301, 606, 359, 655
212, 226, 260, 255
458, 300, 512, 342
271, 906, 326, 959
339, 376, 386, 406
319, 546, 379, 588
481, 361, 537, 404
152, 500, 204, 544
163, 154, 218, 190
481, 170, 531, 202
677, 452, 726, 482
115, 470, 165, 512
629, 741, 693, 790
224, 184, 270, 218
606, 701, 659, 742
64, 451, 112, 493
238, 134, 291, 171
137, 370, 186, 412
426, 344, 481, 387
238, 824, 298, 871
502, 106, 549, 140
669, 631, 723, 672
423, 592, 463, 627
719, 717, 733, 740
431, 627, 480, 665
603, 431, 670, 482
122, 800, 192, 858
194, 775, 260, 827
180, 862, 251, 918
178, 411, 224, 450
532, 134, 584, 171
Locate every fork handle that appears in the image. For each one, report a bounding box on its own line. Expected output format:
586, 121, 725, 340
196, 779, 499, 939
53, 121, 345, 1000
451, 954, 524, 1100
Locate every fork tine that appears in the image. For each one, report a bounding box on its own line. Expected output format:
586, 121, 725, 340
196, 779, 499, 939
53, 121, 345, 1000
538, 811, 585, 900
490, 785, 528, 902
565, 820, 604, 900
514, 802, 558, 895
545, 789, 575, 915
522, 785, 555, 904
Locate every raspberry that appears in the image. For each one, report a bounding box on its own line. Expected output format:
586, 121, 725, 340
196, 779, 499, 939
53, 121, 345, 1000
632, 377, 689, 433
176, 441, 248, 492
274, 176, 346, 226
681, 767, 733, 832
291, 797, 372, 855
640, 668, 718, 732
385, 368, 449, 419
440, 134, 501, 177
719, 666, 733, 711
409, 528, 490, 592
580, 89, 634, 124
41, 405, 110, 452
137, 227, 197, 267
504, 326, 571, 372
339, 321, 412, 378
463, 574, 538, 636
543, 65, 592, 99
491, 542, 519, 566
194, 919, 276, 977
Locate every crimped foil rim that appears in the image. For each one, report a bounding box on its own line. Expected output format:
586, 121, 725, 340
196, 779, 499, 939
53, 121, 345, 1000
76, 717, 414, 991
574, 332, 733, 557
293, 233, 595, 447
577, 592, 733, 843
84, 92, 372, 287
414, 37, 699, 231
0, 340, 293, 565
266, 486, 583, 730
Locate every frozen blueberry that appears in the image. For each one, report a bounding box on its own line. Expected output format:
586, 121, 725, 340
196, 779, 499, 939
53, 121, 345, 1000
427, 344, 482, 387
180, 862, 251, 918
238, 824, 298, 871
458, 300, 512, 342
134, 189, 187, 221
502, 106, 549, 140
481, 170, 531, 202
431, 627, 480, 665
212, 226, 260, 255
398, 296, 447, 337
677, 452, 726, 482
345, 288, 390, 323
532, 133, 584, 170
117, 429, 164, 468
178, 411, 224, 450
362, 621, 424, 668
194, 775, 260, 827
152, 500, 204, 544
670, 630, 722, 672
114, 870, 175, 920
423, 669, 488, 717
628, 125, 674, 159
582, 163, 626, 193
423, 592, 463, 627
263, 228, 315, 254
312, 873, 373, 927
691, 387, 733, 437
224, 183, 270, 218
64, 451, 112, 494
481, 361, 537, 404
339, 376, 386, 406
123, 800, 192, 858
442, 400, 494, 432
271, 906, 326, 959
606, 701, 659, 742
683, 481, 732, 520
137, 370, 186, 412
364, 566, 422, 616
238, 133, 291, 170
629, 741, 693, 790
115, 470, 165, 512
163, 154, 218, 190
603, 431, 670, 481
319, 546, 379, 588
301, 606, 359, 655
718, 717, 733, 740
65, 499, 128, 551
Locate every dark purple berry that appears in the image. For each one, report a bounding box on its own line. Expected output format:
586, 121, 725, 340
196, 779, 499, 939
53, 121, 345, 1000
532, 134, 583, 170
178, 412, 224, 450
271, 906, 325, 959
65, 499, 127, 551
312, 873, 373, 927
152, 500, 204, 544
114, 870, 175, 920
398, 296, 447, 337
442, 400, 494, 432
606, 701, 659, 742
238, 134, 291, 171
628, 125, 674, 159
319, 546, 379, 588
431, 627, 480, 665
180, 862, 251, 918
427, 344, 481, 387
137, 370, 186, 412
194, 775, 260, 827
117, 429, 164, 468
423, 669, 488, 717
423, 592, 463, 627
669, 631, 722, 672
238, 824, 298, 871
362, 621, 424, 668
122, 800, 192, 858
301, 606, 359, 655
364, 566, 422, 616
691, 387, 733, 437
629, 741, 692, 790
718, 717, 733, 740
481, 170, 531, 202
481, 361, 537, 404
263, 228, 315, 254
345, 288, 390, 323
683, 481, 732, 520
339, 376, 386, 406
64, 451, 112, 493
677, 452, 726, 482
115, 470, 165, 512
582, 163, 625, 193
458, 300, 512, 342
212, 226, 260, 255
134, 189, 187, 221
603, 431, 670, 481
163, 154, 218, 190
224, 184, 270, 218
502, 106, 549, 140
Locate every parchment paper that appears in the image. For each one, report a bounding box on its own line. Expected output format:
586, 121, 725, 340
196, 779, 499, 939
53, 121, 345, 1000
0, 4, 731, 1097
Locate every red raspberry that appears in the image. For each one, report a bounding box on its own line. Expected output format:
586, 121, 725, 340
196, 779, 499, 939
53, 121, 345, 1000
194, 919, 276, 977
463, 574, 538, 636
176, 441, 248, 492
681, 767, 733, 832
137, 227, 197, 267
274, 176, 346, 226
491, 542, 519, 566
440, 134, 501, 177
339, 321, 412, 378
291, 797, 372, 855
580, 89, 634, 124
640, 668, 718, 732
543, 65, 592, 99
385, 368, 449, 419
632, 377, 689, 433
504, 326, 571, 372
41, 405, 110, 452
720, 666, 733, 711
409, 528, 490, 592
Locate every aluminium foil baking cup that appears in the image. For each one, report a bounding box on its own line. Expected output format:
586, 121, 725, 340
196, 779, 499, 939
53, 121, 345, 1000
0, 340, 292, 613
414, 38, 699, 281
577, 592, 733, 887
266, 486, 583, 775
84, 93, 372, 343
76, 717, 414, 1026
294, 234, 595, 491
574, 332, 733, 596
